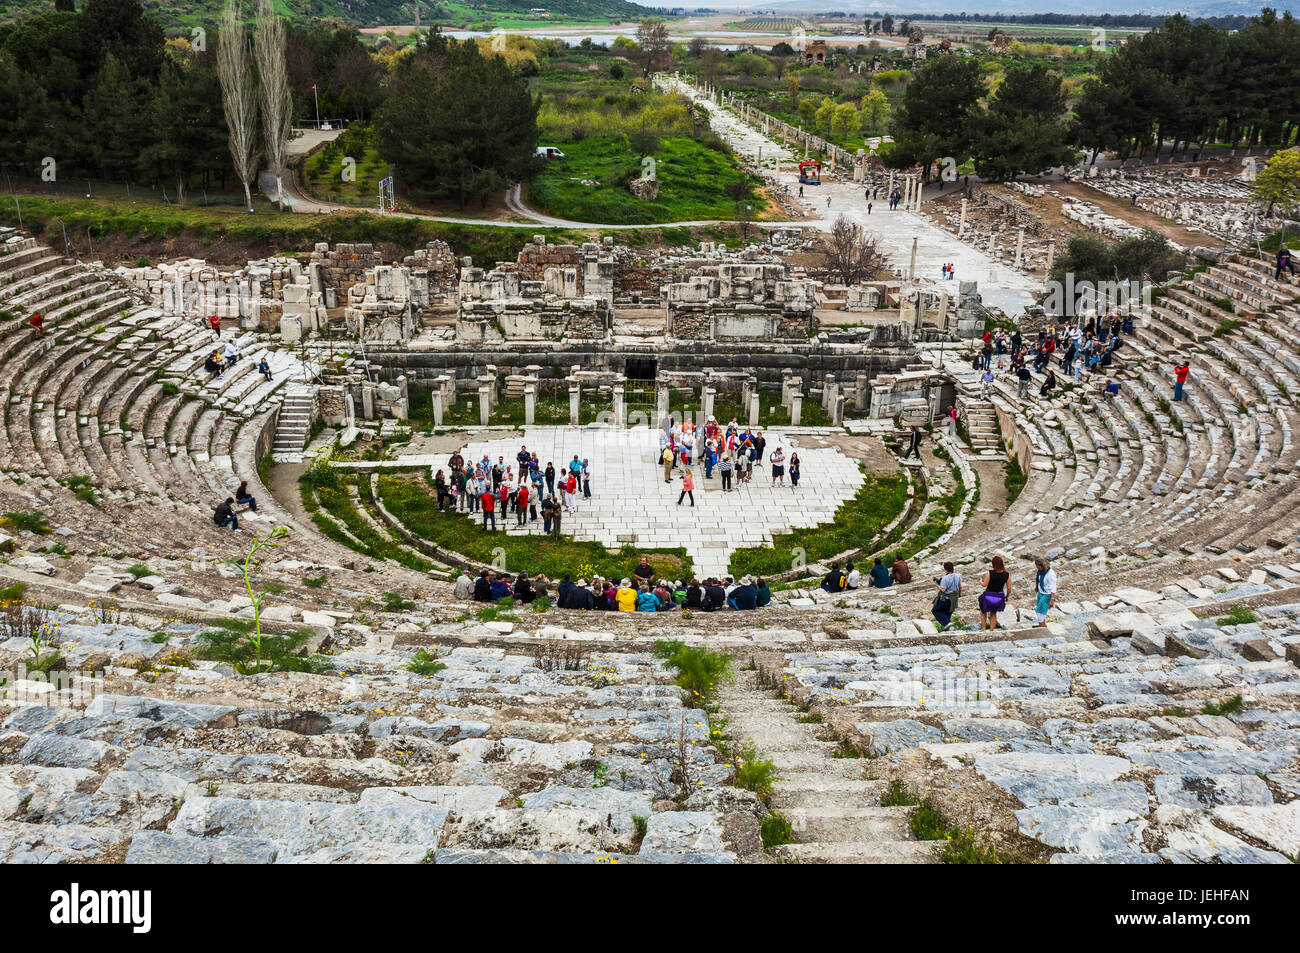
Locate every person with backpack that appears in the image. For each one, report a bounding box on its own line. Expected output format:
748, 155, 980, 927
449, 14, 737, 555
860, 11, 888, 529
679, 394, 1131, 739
1033, 557, 1057, 627
819, 563, 847, 593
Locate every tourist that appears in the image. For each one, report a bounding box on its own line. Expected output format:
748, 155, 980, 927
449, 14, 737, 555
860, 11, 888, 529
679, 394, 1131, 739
820, 562, 847, 592
497, 481, 510, 524
980, 366, 995, 399
704, 578, 727, 611
868, 558, 892, 588
902, 425, 922, 460
434, 470, 449, 511
1276, 245, 1294, 280
845, 563, 860, 589
208, 314, 222, 337
633, 557, 655, 585
1040, 369, 1057, 398
540, 496, 555, 533
204, 351, 225, 379
570, 578, 595, 610
556, 572, 575, 609
789, 452, 800, 489
933, 561, 962, 626
258, 356, 272, 382
515, 482, 530, 525
453, 568, 474, 601
235, 480, 258, 512
719, 452, 733, 491
728, 576, 758, 610
480, 485, 497, 530
755, 577, 771, 607
636, 585, 659, 612
753, 431, 766, 464
533, 575, 551, 602
473, 569, 492, 602
946, 405, 957, 437
1173, 359, 1189, 402
677, 467, 695, 506
223, 340, 239, 367
770, 445, 785, 485
581, 459, 591, 498
1102, 378, 1119, 399
977, 555, 1011, 631
653, 580, 676, 610
891, 554, 912, 584
1033, 557, 1057, 627
490, 573, 513, 601
597, 578, 616, 610
661, 443, 675, 483
685, 579, 704, 609
616, 578, 638, 611
564, 471, 578, 513
28, 313, 44, 335
545, 461, 556, 498
515, 572, 535, 603
213, 497, 239, 532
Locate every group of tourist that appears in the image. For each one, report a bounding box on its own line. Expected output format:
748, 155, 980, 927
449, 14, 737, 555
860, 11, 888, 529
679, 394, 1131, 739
976, 313, 1141, 401
204, 341, 240, 379
438, 447, 590, 533
657, 416, 801, 498
453, 556, 773, 612
818, 550, 1057, 631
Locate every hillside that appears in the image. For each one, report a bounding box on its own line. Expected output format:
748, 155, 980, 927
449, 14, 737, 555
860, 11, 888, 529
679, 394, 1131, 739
0, 0, 656, 30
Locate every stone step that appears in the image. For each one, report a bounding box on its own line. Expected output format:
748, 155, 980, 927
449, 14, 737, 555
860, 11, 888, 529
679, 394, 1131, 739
775, 840, 940, 864
770, 777, 888, 810
783, 805, 913, 841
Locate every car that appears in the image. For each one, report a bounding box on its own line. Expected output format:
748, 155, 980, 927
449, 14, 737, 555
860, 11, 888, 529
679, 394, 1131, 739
535, 146, 565, 160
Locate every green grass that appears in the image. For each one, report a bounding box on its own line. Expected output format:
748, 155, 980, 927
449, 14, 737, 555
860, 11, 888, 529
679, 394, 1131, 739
376, 473, 692, 581
126, 564, 151, 578
1201, 693, 1246, 716
731, 741, 779, 800
0, 582, 28, 603
1216, 605, 1257, 626
1003, 456, 1027, 504
727, 472, 909, 577
302, 124, 388, 208
880, 778, 921, 807
528, 136, 765, 225
760, 811, 796, 850
194, 627, 329, 676
1, 511, 51, 535
405, 648, 448, 677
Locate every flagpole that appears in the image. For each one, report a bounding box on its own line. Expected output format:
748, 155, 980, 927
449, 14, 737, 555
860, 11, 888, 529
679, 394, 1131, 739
312, 84, 320, 129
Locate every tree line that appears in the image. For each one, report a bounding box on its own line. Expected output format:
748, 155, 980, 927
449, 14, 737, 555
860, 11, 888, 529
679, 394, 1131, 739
886, 9, 1300, 182
0, 0, 537, 209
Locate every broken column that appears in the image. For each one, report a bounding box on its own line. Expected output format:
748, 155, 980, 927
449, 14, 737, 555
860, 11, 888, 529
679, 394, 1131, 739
790, 391, 803, 426
524, 382, 536, 426
478, 382, 491, 427
568, 380, 581, 426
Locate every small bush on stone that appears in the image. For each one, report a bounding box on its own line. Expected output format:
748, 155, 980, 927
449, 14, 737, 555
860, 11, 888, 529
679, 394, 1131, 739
405, 648, 447, 676
126, 564, 151, 578
382, 591, 416, 611
1216, 605, 1257, 626
732, 741, 779, 800
881, 779, 920, 807
303, 575, 327, 588
2, 511, 51, 534
1202, 693, 1245, 716
938, 827, 1002, 864
195, 627, 329, 675
0, 582, 27, 603
533, 640, 588, 672
909, 800, 948, 840
652, 639, 732, 704
760, 811, 795, 850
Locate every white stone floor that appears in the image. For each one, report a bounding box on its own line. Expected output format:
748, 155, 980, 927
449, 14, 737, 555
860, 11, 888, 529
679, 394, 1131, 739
406, 426, 865, 578
666, 78, 1040, 316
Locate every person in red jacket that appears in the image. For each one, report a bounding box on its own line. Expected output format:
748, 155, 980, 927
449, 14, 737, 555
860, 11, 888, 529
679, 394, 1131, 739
515, 483, 530, 526
480, 488, 497, 531
208, 314, 222, 337
564, 472, 578, 513
1173, 360, 1189, 402
28, 313, 44, 335
497, 483, 509, 523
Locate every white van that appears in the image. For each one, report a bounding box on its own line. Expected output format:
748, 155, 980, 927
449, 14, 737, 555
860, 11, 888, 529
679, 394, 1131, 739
536, 146, 565, 160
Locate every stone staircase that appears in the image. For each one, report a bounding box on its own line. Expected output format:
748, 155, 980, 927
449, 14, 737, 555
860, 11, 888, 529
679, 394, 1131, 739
721, 671, 937, 863
963, 400, 1001, 452
273, 386, 316, 458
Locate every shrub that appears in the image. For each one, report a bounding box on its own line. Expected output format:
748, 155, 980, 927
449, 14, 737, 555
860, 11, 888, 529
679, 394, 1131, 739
760, 811, 795, 850
2, 511, 52, 534
194, 627, 328, 675
382, 591, 416, 612
126, 564, 151, 578
881, 779, 920, 807
405, 648, 447, 676
652, 639, 732, 703
1216, 606, 1257, 627
732, 741, 779, 799
1202, 693, 1245, 716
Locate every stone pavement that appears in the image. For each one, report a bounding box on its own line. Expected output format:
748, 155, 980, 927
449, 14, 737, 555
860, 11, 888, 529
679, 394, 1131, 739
447, 427, 864, 579
665, 78, 1040, 316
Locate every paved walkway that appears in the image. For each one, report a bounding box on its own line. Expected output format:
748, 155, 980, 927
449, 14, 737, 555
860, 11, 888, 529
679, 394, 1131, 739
666, 78, 1041, 316
396, 426, 865, 579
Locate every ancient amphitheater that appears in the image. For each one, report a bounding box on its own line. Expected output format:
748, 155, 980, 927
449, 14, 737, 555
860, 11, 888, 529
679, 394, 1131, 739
0, 220, 1298, 867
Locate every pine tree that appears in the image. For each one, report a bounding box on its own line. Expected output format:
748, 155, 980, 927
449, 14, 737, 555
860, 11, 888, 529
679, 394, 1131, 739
972, 63, 1076, 182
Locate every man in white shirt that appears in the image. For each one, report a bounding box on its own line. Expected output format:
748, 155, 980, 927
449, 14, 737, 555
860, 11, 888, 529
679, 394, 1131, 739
934, 561, 962, 626
845, 564, 861, 589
